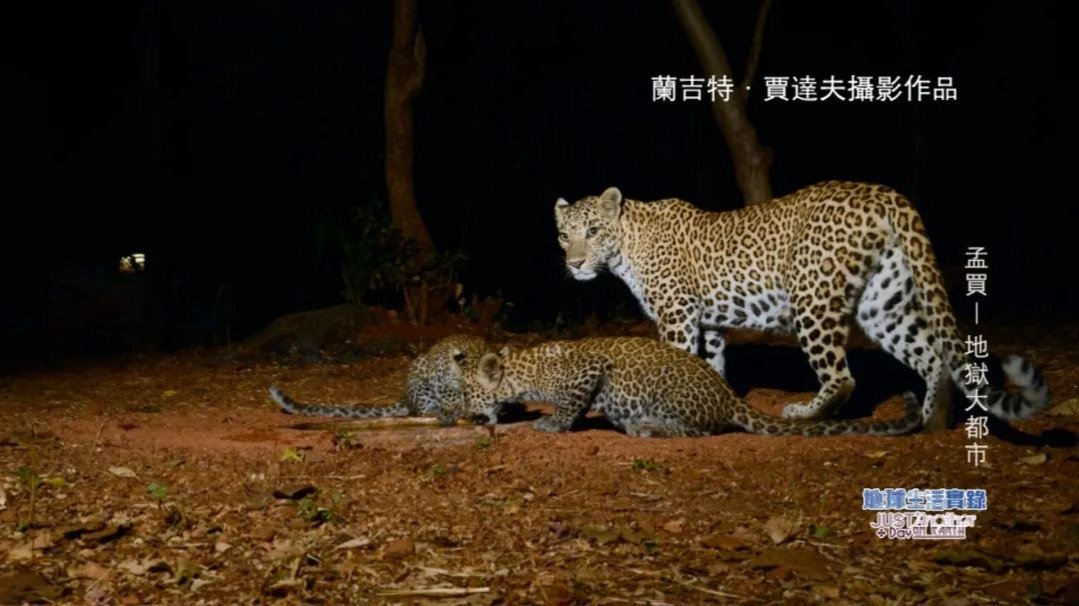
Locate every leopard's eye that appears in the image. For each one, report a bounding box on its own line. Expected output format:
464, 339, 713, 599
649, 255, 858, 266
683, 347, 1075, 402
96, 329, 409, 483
586, 226, 599, 238
558, 232, 569, 242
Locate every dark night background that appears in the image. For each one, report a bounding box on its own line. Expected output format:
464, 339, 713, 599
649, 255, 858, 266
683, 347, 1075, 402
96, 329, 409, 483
2, 1, 1064, 362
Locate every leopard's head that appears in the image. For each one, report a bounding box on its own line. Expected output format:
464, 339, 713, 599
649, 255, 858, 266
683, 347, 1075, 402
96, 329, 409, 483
554, 186, 625, 281
457, 346, 513, 425
405, 335, 495, 423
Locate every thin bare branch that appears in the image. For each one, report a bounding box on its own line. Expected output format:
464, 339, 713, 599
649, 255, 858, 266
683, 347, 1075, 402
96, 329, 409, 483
741, 0, 774, 100
671, 0, 774, 204
671, 0, 736, 83
377, 587, 491, 597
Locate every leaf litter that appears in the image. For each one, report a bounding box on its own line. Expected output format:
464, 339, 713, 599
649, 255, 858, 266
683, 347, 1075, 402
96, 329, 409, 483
0, 325, 1076, 603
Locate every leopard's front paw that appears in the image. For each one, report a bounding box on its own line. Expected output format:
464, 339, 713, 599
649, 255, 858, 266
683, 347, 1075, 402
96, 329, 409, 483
532, 416, 569, 433
435, 413, 459, 427
781, 402, 819, 420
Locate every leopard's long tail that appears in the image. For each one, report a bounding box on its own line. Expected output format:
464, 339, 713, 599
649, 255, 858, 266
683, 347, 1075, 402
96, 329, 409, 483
990, 356, 1050, 420
884, 197, 1050, 422
732, 392, 921, 436
269, 386, 410, 418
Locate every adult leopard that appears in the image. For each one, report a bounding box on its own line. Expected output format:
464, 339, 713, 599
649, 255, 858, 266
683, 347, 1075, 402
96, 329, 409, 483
554, 181, 1049, 426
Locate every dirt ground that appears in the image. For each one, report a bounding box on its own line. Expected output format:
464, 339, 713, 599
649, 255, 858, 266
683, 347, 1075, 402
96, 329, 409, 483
1, 322, 1078, 605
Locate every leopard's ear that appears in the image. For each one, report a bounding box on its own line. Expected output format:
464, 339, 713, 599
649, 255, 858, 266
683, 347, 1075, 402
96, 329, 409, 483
477, 352, 503, 390
599, 186, 623, 217
451, 347, 466, 365
498, 346, 512, 357
554, 197, 569, 219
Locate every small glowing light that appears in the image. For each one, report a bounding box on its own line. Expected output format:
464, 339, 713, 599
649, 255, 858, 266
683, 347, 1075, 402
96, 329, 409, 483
119, 253, 147, 274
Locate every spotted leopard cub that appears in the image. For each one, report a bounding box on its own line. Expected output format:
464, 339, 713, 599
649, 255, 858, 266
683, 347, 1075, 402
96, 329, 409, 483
269, 335, 495, 424
450, 336, 920, 437
555, 182, 1050, 427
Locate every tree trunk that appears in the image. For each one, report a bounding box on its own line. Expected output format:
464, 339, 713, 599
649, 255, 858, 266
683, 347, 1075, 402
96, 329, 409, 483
672, 0, 774, 205
384, 0, 434, 253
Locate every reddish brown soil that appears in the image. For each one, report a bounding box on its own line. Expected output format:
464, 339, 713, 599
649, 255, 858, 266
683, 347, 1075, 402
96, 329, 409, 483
1, 325, 1077, 604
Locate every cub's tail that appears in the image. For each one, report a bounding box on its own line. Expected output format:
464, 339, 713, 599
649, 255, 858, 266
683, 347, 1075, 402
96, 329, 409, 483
269, 386, 410, 418
735, 393, 921, 437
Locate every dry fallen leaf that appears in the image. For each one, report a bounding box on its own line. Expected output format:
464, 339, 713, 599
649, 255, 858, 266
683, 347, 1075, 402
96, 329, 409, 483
191, 578, 214, 592
85, 585, 109, 606
750, 547, 832, 581
1058, 578, 1079, 604
6, 544, 32, 562
251, 525, 277, 542
710, 549, 752, 562
1046, 398, 1079, 416
701, 535, 750, 551
817, 585, 841, 599
982, 580, 1029, 600
864, 450, 889, 459
108, 466, 139, 479
84, 524, 131, 544
706, 563, 729, 576
1019, 453, 1047, 466
662, 519, 684, 534
578, 525, 620, 545
56, 517, 107, 540
278, 447, 305, 463
382, 538, 414, 559
29, 531, 55, 550
333, 537, 372, 550
117, 559, 149, 576
618, 528, 652, 545
931, 548, 1007, 572
1011, 549, 1066, 569
0, 570, 63, 602
763, 514, 800, 545
68, 562, 110, 580
266, 579, 303, 596
575, 524, 653, 546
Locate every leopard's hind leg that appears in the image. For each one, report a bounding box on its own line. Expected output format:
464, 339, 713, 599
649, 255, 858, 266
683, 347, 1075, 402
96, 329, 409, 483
531, 355, 611, 433
856, 242, 949, 428
780, 214, 887, 420
622, 415, 702, 438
